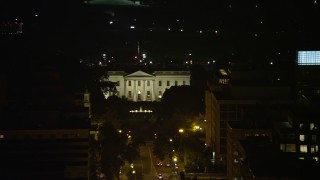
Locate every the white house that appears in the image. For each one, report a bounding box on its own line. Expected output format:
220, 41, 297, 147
102, 70, 190, 101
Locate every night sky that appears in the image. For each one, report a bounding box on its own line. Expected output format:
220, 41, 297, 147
1, 0, 320, 65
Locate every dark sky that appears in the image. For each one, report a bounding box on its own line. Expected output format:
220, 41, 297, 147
1, 0, 320, 65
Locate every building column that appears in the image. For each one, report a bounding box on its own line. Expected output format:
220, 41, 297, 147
152, 80, 155, 101
133, 80, 136, 102
124, 80, 127, 99
143, 80, 146, 101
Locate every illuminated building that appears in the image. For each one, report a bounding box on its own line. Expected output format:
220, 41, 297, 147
102, 70, 190, 101
205, 66, 294, 168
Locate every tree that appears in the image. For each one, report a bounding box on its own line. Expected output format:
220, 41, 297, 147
99, 122, 139, 180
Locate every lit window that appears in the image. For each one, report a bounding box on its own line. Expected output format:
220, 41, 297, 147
297, 51, 320, 65
300, 135, 306, 141
311, 145, 318, 153
313, 157, 319, 162
280, 144, 285, 151
300, 123, 303, 128
310, 123, 315, 130
158, 91, 162, 99
0, 135, 4, 139
286, 144, 296, 152
300, 145, 308, 153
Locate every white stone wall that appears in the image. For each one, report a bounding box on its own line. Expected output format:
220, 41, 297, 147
106, 70, 190, 101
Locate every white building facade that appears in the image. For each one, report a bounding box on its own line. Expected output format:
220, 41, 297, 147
104, 70, 190, 101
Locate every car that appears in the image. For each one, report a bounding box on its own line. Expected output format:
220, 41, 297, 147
156, 161, 163, 167
157, 173, 163, 179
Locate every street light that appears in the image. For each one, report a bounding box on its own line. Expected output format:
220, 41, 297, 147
178, 129, 184, 133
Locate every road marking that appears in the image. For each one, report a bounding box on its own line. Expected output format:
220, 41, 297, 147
148, 147, 157, 174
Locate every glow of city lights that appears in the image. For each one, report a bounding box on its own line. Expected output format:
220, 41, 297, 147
179, 129, 184, 133
130, 25, 135, 29
109, 21, 113, 24
270, 61, 273, 65
168, 28, 171, 31
173, 157, 178, 162
180, 29, 183, 32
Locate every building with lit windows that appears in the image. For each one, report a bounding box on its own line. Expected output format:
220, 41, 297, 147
103, 70, 190, 101
295, 50, 320, 100
205, 66, 294, 168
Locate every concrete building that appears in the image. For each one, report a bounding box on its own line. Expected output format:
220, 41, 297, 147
103, 70, 190, 101
226, 121, 273, 179
0, 62, 91, 179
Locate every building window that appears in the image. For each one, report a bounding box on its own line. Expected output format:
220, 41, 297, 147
300, 135, 306, 142
147, 80, 150, 86
175, 81, 178, 86
310, 123, 315, 130
128, 91, 132, 99
183, 81, 186, 85
116, 81, 120, 86
128, 81, 131, 86
311, 135, 317, 143
311, 145, 318, 153
286, 144, 296, 152
158, 91, 162, 99
159, 81, 162, 86
138, 81, 141, 86
300, 145, 308, 153
147, 91, 151, 100
167, 81, 170, 86
299, 123, 304, 129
